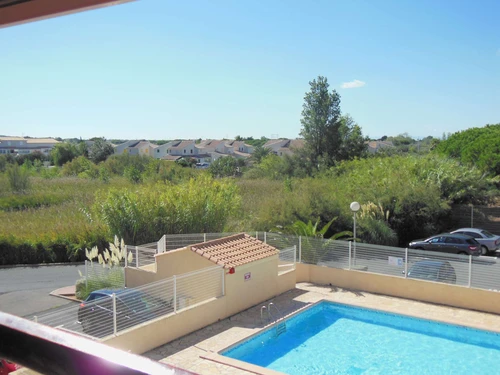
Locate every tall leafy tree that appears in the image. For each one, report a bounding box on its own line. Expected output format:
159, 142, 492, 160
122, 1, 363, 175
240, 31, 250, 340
209, 157, 239, 178
51, 142, 78, 166
89, 138, 115, 164
335, 114, 368, 161
300, 77, 367, 168
300, 76, 341, 168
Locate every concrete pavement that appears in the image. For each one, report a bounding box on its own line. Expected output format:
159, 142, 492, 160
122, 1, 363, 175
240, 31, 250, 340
0, 264, 85, 317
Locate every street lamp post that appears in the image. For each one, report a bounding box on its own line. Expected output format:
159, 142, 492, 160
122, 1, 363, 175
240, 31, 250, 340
350, 201, 360, 265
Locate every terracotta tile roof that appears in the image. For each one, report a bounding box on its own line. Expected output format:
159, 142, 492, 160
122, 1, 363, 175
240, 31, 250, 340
190, 233, 279, 268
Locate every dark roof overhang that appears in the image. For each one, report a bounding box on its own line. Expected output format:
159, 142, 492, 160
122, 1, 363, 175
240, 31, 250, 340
0, 0, 134, 28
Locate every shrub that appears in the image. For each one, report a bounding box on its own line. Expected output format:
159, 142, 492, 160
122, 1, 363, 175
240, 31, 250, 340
94, 175, 240, 244
6, 163, 31, 193
75, 236, 130, 300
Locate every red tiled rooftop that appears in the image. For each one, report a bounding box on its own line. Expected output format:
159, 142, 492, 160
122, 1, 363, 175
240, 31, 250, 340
190, 233, 279, 268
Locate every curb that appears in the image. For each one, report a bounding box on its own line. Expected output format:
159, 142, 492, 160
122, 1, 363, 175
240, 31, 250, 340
50, 285, 82, 303
49, 291, 82, 303
0, 262, 86, 269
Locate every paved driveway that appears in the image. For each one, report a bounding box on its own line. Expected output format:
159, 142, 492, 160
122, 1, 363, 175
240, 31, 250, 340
0, 264, 85, 318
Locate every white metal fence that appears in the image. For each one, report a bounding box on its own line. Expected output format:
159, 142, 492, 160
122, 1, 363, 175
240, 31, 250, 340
278, 246, 296, 275
37, 266, 224, 339
126, 232, 500, 292
80, 260, 125, 294
128, 232, 260, 268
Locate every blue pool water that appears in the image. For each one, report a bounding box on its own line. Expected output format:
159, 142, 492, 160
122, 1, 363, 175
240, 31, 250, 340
222, 301, 500, 375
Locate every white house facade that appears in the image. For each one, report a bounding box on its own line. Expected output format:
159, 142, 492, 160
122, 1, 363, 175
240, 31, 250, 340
0, 137, 60, 155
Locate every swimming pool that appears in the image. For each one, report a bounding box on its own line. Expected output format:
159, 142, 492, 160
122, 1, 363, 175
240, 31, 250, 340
222, 301, 500, 374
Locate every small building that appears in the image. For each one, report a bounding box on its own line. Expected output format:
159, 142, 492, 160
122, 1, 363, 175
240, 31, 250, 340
117, 233, 296, 353
264, 138, 305, 157
114, 140, 157, 156
366, 140, 395, 154
0, 136, 60, 156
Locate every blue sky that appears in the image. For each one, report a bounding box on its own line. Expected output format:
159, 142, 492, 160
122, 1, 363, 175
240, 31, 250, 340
1, 0, 499, 141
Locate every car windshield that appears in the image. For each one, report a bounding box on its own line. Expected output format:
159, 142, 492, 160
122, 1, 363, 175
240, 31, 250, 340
408, 265, 439, 280
480, 230, 495, 238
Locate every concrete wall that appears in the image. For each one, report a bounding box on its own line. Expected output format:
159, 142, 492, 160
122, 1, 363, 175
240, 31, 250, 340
302, 264, 500, 315
224, 256, 294, 317
107, 255, 296, 354
104, 297, 226, 354
125, 247, 214, 287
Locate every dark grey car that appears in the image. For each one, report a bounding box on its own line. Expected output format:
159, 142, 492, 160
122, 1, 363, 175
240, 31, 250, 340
408, 233, 481, 256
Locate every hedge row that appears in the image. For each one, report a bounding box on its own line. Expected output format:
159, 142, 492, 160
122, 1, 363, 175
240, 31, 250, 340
0, 234, 110, 266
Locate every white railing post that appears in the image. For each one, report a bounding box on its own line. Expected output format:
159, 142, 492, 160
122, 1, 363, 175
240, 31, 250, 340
256, 231, 259, 240
157, 235, 166, 254
124, 245, 128, 268
135, 246, 139, 268
348, 241, 352, 270
85, 260, 88, 289
468, 255, 472, 288
299, 236, 302, 263
293, 245, 297, 270
173, 275, 177, 313
221, 268, 225, 295
404, 248, 408, 278
204, 233, 207, 242
471, 205, 474, 228
112, 293, 117, 335
264, 232, 267, 244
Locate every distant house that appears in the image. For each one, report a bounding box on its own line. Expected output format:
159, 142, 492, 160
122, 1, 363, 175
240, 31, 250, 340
366, 140, 394, 154
231, 141, 254, 157
197, 140, 231, 154
0, 136, 60, 156
168, 140, 197, 157
196, 139, 253, 163
264, 139, 305, 157
153, 141, 176, 159
114, 140, 158, 156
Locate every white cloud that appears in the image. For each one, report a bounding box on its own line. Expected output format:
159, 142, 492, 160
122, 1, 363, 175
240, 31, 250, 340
341, 79, 366, 89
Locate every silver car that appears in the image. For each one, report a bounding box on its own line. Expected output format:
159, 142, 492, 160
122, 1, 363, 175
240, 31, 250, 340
450, 228, 500, 255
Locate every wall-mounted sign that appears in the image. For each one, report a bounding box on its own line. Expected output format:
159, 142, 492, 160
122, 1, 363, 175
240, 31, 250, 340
388, 256, 403, 267
244, 272, 251, 281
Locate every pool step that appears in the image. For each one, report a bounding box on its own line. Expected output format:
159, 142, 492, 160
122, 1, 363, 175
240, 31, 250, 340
276, 321, 287, 336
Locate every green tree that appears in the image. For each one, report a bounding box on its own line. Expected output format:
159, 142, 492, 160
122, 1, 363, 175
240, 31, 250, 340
300, 77, 366, 168
335, 114, 368, 161
209, 157, 239, 178
77, 141, 89, 158
89, 138, 114, 164
300, 76, 342, 168
251, 145, 271, 164
51, 143, 78, 166
434, 124, 500, 175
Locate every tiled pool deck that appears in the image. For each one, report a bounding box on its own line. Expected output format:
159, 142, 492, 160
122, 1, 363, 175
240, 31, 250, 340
144, 282, 500, 374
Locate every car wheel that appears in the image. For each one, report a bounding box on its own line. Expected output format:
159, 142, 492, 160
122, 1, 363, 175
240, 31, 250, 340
481, 245, 488, 256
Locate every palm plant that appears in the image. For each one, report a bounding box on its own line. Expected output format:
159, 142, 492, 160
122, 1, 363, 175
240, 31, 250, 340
280, 218, 352, 264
